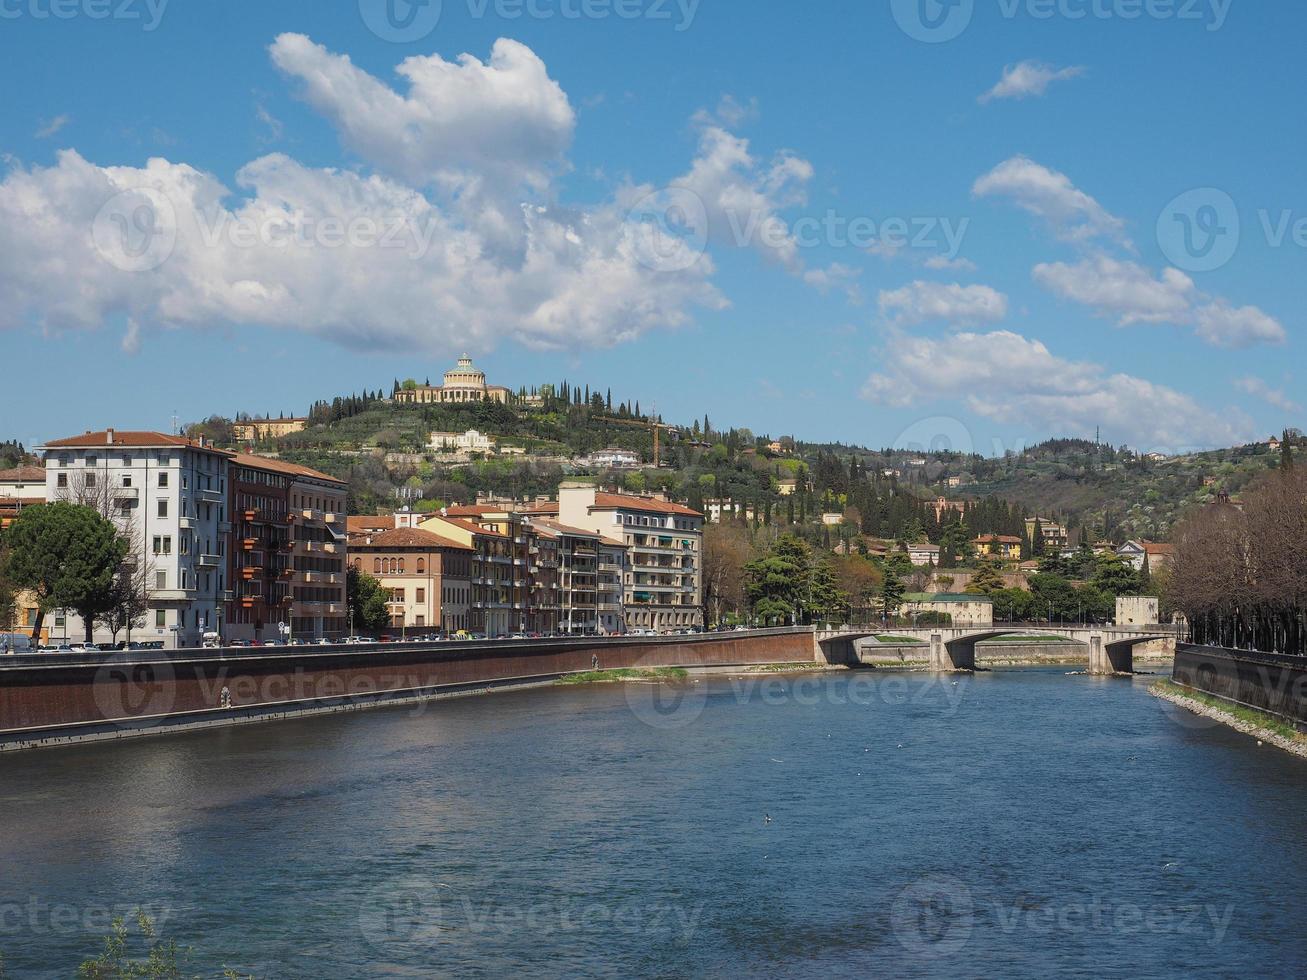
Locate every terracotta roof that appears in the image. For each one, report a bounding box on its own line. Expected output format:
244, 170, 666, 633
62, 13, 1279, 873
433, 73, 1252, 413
347, 515, 395, 533
975, 534, 1022, 544
592, 492, 701, 517
352, 528, 472, 550
445, 504, 500, 517
0, 466, 45, 483
41, 430, 233, 455
532, 518, 602, 539
231, 453, 345, 486
1143, 542, 1175, 555
426, 516, 510, 538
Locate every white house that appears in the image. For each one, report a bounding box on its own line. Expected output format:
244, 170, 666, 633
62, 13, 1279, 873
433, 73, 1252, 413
907, 542, 941, 567
40, 430, 232, 647
584, 447, 642, 470
429, 429, 496, 454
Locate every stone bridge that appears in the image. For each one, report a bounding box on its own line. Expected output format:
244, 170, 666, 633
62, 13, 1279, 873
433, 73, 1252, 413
814, 624, 1180, 675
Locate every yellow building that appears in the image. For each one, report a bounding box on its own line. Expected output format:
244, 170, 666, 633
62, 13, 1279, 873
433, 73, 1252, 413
233, 418, 308, 442
973, 534, 1023, 561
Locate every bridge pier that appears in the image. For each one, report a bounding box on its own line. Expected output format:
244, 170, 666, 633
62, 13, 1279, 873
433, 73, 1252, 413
1087, 633, 1133, 675
929, 633, 975, 672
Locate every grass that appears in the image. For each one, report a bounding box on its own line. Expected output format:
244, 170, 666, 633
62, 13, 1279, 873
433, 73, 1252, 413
875, 635, 927, 645
1154, 679, 1305, 742
742, 662, 830, 673
557, 667, 688, 685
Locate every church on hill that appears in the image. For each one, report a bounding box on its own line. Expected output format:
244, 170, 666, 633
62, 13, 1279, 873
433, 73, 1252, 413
394, 354, 513, 406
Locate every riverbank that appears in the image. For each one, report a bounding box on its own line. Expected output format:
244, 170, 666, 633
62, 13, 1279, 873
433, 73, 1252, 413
1151, 679, 1307, 760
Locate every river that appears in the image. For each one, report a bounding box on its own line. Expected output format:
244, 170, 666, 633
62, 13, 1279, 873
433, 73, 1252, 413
2, 667, 1306, 977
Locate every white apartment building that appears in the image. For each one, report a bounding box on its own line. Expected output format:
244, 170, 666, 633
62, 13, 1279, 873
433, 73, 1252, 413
40, 430, 233, 647
558, 483, 703, 631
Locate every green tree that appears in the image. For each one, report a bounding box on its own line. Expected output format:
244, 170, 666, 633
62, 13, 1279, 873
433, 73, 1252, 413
5, 503, 125, 643
966, 560, 1006, 597
878, 564, 905, 622
1028, 572, 1078, 622
807, 559, 848, 626
347, 566, 391, 635
1090, 553, 1142, 598
745, 534, 811, 625
0, 535, 16, 633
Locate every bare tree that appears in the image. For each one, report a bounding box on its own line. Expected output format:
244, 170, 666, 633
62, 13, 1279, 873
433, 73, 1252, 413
55, 471, 157, 646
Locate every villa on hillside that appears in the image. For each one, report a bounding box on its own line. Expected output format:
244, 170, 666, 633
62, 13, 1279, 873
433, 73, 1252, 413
394, 354, 512, 405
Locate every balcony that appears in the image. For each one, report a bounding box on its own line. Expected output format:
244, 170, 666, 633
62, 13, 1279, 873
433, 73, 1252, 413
112, 485, 138, 501
302, 508, 325, 522
197, 554, 221, 568
240, 566, 261, 580
178, 516, 194, 529
198, 488, 224, 504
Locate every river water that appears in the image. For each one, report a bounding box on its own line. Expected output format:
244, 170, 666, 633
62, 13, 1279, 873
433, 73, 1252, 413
2, 667, 1306, 977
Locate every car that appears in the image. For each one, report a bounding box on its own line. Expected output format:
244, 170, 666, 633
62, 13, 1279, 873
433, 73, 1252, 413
314, 637, 333, 645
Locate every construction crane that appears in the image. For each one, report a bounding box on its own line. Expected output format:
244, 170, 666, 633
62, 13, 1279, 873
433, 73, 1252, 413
596, 410, 681, 467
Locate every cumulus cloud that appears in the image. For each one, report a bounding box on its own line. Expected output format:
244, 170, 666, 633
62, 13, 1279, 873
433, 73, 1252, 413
924, 254, 978, 272
269, 33, 575, 201
1033, 255, 1194, 324
0, 37, 868, 357
1032, 253, 1286, 347
862, 329, 1251, 449
979, 61, 1085, 103
1235, 376, 1301, 414
0, 149, 727, 353
878, 281, 1008, 325
973, 155, 1129, 247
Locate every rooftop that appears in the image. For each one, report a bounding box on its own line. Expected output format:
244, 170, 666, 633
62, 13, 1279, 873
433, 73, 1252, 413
592, 491, 701, 518
41, 429, 233, 456
0, 466, 45, 483
353, 527, 472, 551
231, 452, 345, 486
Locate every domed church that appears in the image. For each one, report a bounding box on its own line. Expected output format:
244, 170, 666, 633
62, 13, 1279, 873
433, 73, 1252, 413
394, 354, 512, 405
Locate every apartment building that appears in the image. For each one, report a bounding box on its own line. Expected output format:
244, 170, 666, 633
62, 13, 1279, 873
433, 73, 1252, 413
40, 430, 233, 647
347, 527, 473, 634
0, 465, 45, 531
556, 484, 703, 631
417, 513, 520, 636
529, 518, 628, 634
227, 454, 348, 642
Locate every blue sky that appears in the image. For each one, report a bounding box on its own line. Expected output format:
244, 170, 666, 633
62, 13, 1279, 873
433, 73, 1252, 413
1, 0, 1301, 455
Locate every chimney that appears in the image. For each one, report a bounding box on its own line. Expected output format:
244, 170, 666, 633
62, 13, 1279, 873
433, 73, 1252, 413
105, 428, 114, 444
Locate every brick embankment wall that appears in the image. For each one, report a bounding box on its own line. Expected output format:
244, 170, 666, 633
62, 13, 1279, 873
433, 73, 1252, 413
0, 629, 816, 749
1172, 644, 1307, 731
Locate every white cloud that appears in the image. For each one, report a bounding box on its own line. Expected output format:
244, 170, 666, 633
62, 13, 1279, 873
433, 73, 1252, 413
1033, 255, 1194, 324
862, 329, 1251, 449
973, 155, 1129, 247
35, 114, 70, 139
979, 61, 1085, 104
269, 33, 575, 199
878, 281, 1008, 325
1033, 253, 1286, 347
1235, 376, 1301, 414
1, 37, 874, 358
1193, 301, 1288, 348
924, 254, 977, 272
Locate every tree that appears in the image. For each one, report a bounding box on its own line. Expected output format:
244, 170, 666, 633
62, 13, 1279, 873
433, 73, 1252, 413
347, 567, 391, 635
95, 568, 149, 645
701, 522, 752, 626
1031, 519, 1046, 557
745, 534, 811, 625
831, 555, 883, 624
5, 503, 126, 643
807, 559, 848, 626
878, 564, 905, 622
966, 560, 1006, 597
1090, 553, 1142, 599
0, 534, 16, 633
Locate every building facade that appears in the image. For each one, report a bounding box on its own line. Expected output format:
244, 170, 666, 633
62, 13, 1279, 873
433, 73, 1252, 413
902, 593, 994, 627
232, 418, 308, 442
0, 465, 46, 532
40, 430, 233, 648
348, 528, 473, 634
394, 354, 512, 405
226, 454, 348, 643
557, 484, 703, 631
973, 534, 1023, 561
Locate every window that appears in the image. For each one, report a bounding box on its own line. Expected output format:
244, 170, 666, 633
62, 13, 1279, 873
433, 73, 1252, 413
56, 473, 67, 488
156, 570, 167, 589
416, 589, 425, 603
155, 610, 166, 628
85, 473, 97, 488
374, 558, 381, 574
416, 559, 425, 574
122, 474, 132, 488
158, 500, 168, 518
158, 472, 168, 488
